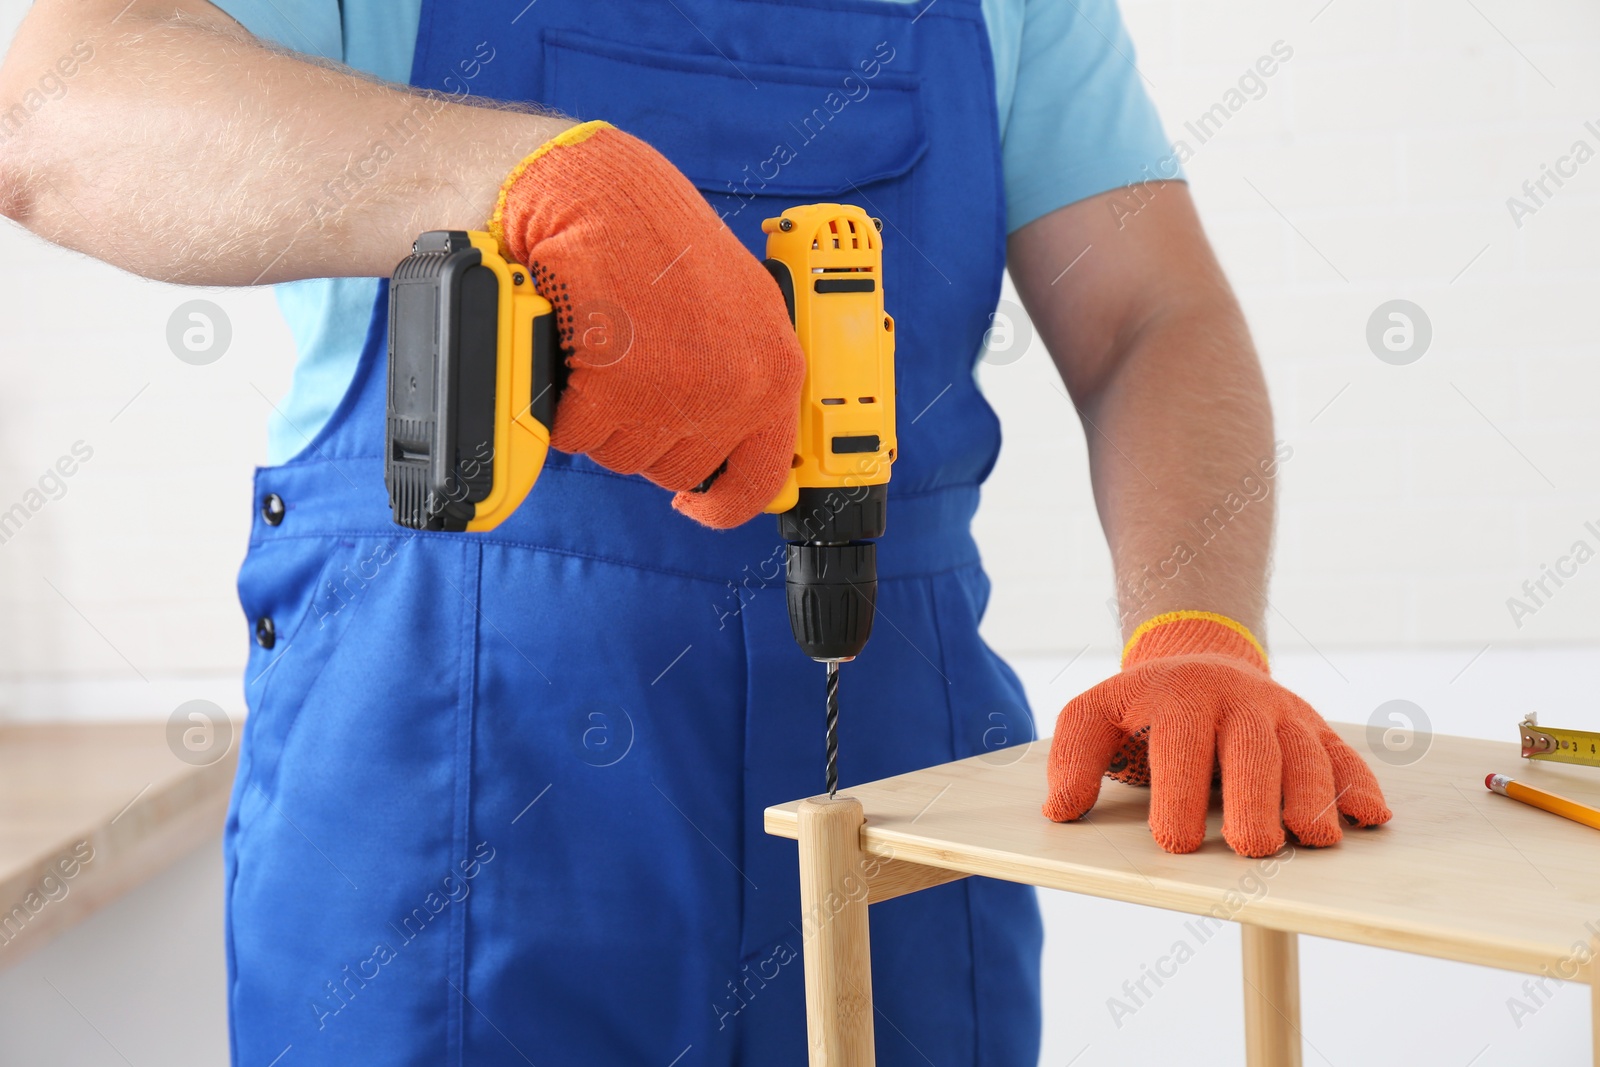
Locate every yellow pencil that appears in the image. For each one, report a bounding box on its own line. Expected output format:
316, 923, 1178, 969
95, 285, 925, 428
1485, 773, 1600, 832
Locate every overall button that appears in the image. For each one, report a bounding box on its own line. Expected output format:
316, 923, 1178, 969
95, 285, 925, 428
254, 617, 276, 649
261, 493, 285, 526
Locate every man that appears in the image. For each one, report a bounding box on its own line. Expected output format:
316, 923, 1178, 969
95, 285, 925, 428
0, 0, 1390, 1063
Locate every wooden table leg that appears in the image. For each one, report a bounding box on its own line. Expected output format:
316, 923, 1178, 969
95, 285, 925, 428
1588, 960, 1600, 1067
797, 795, 876, 1067
1241, 924, 1302, 1067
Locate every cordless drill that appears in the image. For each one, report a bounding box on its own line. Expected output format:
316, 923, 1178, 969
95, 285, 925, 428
384, 204, 897, 796
756, 204, 896, 795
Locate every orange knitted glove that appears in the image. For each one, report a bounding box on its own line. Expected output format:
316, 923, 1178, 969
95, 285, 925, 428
489, 121, 805, 528
1042, 612, 1392, 857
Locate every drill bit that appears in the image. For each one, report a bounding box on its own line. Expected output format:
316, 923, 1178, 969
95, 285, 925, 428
824, 660, 840, 797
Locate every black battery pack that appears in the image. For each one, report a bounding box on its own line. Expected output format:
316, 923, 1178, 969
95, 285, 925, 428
386, 231, 499, 531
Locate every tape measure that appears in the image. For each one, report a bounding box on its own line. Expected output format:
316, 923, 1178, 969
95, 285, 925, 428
1519, 713, 1600, 768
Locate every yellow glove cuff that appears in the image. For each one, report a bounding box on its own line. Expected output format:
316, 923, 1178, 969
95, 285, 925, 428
487, 119, 615, 249
1121, 610, 1268, 670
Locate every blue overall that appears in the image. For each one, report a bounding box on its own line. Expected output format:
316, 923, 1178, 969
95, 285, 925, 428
224, 0, 1043, 1063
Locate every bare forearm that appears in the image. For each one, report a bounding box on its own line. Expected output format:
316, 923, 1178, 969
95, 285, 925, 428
1079, 302, 1274, 639
0, 0, 573, 284
1010, 184, 1275, 642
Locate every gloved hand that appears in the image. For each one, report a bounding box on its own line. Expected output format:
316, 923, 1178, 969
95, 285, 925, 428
1042, 611, 1392, 857
490, 121, 805, 529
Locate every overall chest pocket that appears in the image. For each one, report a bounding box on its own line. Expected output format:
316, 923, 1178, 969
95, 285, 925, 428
541, 30, 926, 250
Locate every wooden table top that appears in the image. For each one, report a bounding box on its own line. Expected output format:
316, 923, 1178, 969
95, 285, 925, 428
0, 722, 236, 968
766, 722, 1600, 977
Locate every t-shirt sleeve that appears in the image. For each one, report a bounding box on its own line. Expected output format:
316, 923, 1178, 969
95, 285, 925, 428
205, 0, 343, 61
1001, 0, 1180, 233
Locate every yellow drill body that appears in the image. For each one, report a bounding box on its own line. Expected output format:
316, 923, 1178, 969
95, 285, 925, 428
761, 204, 897, 515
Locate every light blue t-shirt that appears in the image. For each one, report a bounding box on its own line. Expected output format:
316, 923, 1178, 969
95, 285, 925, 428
217, 0, 1177, 463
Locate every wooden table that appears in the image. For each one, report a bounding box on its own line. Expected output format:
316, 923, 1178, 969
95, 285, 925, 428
765, 722, 1600, 1066
0, 722, 236, 968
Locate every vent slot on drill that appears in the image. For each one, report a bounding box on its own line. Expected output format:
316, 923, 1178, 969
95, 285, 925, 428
811, 215, 878, 253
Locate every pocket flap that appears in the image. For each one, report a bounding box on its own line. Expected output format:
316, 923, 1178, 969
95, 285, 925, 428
542, 31, 926, 198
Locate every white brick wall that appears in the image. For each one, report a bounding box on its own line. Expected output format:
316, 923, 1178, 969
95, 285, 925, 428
975, 0, 1600, 660
0, 230, 290, 698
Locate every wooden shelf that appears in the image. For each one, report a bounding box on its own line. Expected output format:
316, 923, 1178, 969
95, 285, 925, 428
0, 722, 236, 969
767, 721, 1600, 977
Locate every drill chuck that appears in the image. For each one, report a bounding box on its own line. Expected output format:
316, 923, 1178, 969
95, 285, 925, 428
777, 483, 887, 543
781, 484, 886, 662
785, 540, 878, 662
